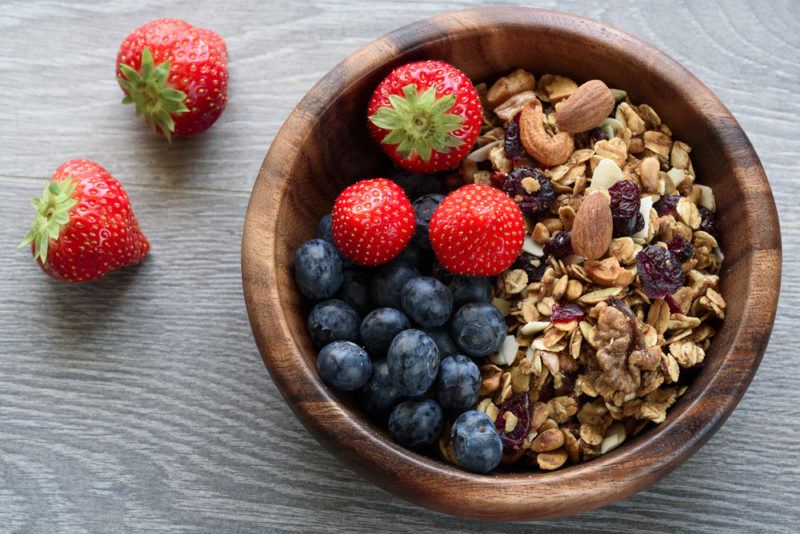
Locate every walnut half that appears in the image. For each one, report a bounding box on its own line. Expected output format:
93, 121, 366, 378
594, 302, 661, 394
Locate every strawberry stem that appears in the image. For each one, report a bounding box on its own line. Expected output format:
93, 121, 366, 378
19, 178, 78, 264
369, 84, 465, 162
117, 47, 189, 141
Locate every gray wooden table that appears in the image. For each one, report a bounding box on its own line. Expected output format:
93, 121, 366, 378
1, 0, 797, 532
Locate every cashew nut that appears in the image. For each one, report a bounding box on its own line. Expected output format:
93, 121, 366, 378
519, 98, 574, 166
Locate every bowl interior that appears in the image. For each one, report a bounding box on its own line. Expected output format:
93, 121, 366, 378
246, 8, 779, 520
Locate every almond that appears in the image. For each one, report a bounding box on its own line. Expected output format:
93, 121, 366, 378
555, 80, 615, 134
571, 190, 613, 260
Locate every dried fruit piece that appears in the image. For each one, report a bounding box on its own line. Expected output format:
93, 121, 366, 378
551, 303, 586, 323
637, 245, 685, 299
494, 393, 531, 451
503, 113, 526, 160
608, 180, 642, 237
654, 194, 680, 217
698, 206, 718, 236
543, 231, 573, 258
667, 235, 694, 262
501, 167, 556, 219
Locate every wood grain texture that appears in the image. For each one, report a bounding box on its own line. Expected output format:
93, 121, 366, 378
0, 0, 797, 531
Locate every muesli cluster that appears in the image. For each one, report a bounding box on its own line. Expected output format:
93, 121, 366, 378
444, 69, 725, 470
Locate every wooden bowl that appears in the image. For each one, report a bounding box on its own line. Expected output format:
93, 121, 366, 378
242, 7, 780, 520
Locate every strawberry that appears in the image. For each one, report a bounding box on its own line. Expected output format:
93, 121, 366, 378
331, 178, 415, 266
429, 184, 525, 276
367, 60, 482, 173
116, 18, 228, 140
20, 160, 150, 282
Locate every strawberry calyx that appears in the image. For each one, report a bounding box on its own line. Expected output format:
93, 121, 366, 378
368, 84, 465, 162
117, 47, 189, 141
19, 178, 78, 264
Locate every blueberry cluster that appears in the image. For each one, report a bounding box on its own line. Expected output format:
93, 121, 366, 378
293, 202, 507, 473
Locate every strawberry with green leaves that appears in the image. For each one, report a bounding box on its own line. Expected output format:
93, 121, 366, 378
368, 60, 482, 173
21, 160, 150, 282
429, 184, 524, 276
116, 18, 228, 140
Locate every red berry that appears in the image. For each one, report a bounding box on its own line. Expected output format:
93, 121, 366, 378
20, 160, 150, 282
428, 184, 525, 276
367, 60, 482, 173
331, 178, 415, 266
116, 19, 228, 140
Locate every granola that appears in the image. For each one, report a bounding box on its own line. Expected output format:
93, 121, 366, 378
456, 69, 724, 471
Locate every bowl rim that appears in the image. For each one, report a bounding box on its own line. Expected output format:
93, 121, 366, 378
242, 7, 781, 520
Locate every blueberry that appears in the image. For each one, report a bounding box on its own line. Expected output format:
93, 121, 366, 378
362, 359, 404, 415
307, 299, 360, 347
436, 355, 481, 413
315, 213, 334, 243
388, 399, 443, 449
394, 241, 429, 270
316, 341, 372, 391
294, 239, 342, 300
360, 307, 411, 356
370, 261, 420, 309
401, 276, 453, 328
387, 329, 440, 396
449, 276, 493, 307
425, 327, 459, 358
337, 269, 372, 315
412, 194, 445, 249
390, 168, 442, 200
450, 410, 503, 473
451, 303, 506, 358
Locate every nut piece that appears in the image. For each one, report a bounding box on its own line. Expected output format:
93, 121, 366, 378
639, 156, 660, 193
494, 90, 537, 123
555, 80, 615, 133
531, 428, 565, 452
571, 190, 613, 260
537, 449, 569, 470
487, 68, 536, 107
519, 98, 574, 166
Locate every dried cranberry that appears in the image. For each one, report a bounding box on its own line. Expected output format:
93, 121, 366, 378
664, 294, 683, 314
608, 180, 641, 237
698, 206, 717, 236
655, 195, 680, 217
501, 167, 556, 219
490, 171, 507, 188
637, 245, 685, 299
504, 113, 526, 160
543, 231, 573, 258
512, 253, 547, 282
495, 394, 531, 451
667, 235, 694, 262
551, 303, 586, 323
633, 212, 645, 234
589, 127, 608, 145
